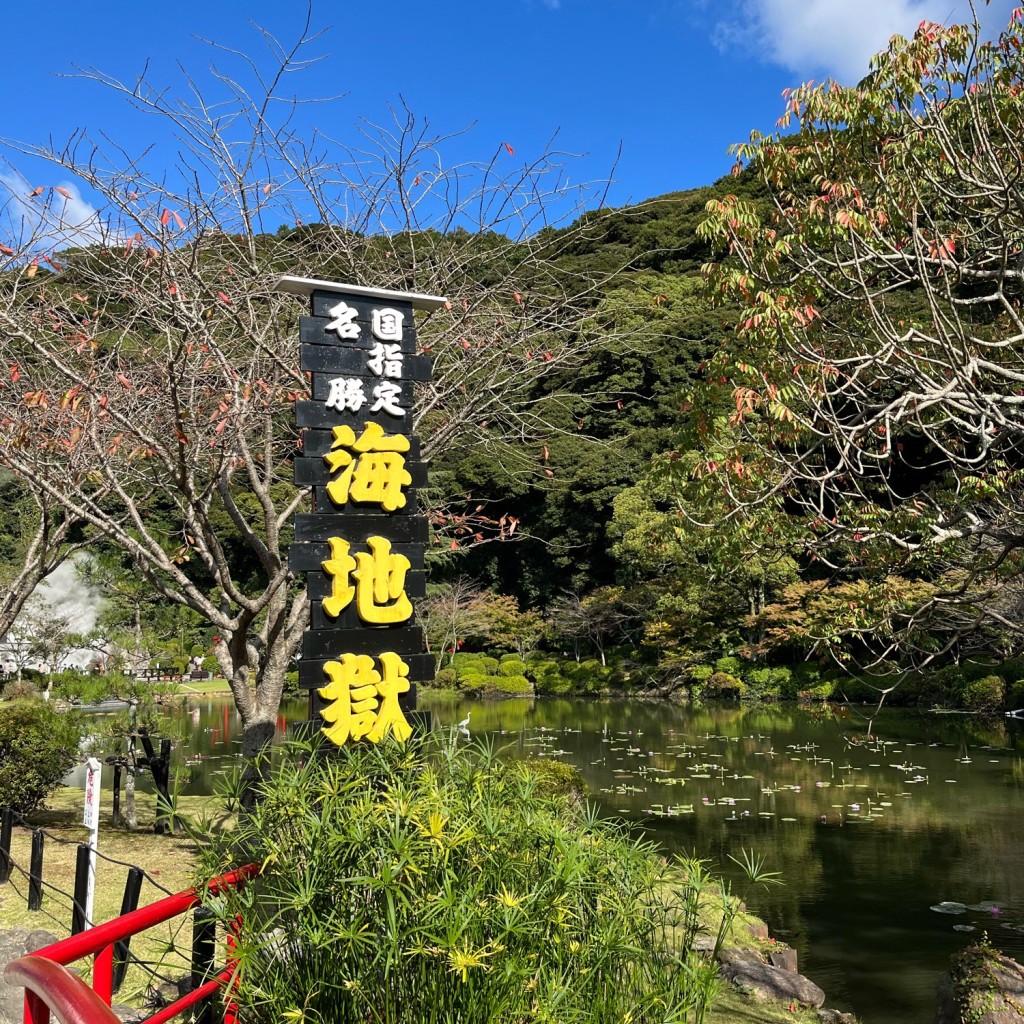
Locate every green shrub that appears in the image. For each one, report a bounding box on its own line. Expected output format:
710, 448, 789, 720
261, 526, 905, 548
480, 656, 500, 673
432, 667, 457, 689
745, 667, 772, 690
0, 700, 81, 814
489, 674, 533, 696
284, 671, 299, 693
962, 675, 1005, 714
199, 736, 720, 1024
1, 679, 39, 701
690, 665, 713, 683
790, 662, 822, 689
498, 653, 521, 664
450, 653, 486, 670
50, 672, 110, 705
458, 672, 489, 695
799, 681, 836, 701
513, 758, 586, 801
497, 659, 527, 677
524, 660, 559, 682
706, 672, 745, 697
714, 656, 743, 677
535, 673, 573, 695
1008, 680, 1024, 710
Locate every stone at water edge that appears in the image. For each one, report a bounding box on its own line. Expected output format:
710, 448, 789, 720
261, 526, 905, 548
817, 1010, 858, 1024
769, 947, 799, 973
718, 946, 767, 966
936, 950, 1024, 1024
721, 961, 826, 1007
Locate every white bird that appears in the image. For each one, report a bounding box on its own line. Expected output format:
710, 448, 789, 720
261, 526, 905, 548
457, 711, 471, 738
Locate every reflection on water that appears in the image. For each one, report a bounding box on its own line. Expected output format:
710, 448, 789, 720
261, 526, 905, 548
72, 694, 1024, 1024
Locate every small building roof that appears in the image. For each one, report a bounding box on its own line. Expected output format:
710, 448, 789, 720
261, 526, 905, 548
274, 275, 448, 312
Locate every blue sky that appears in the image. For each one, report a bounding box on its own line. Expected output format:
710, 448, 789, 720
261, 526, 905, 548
1, 0, 1017, 230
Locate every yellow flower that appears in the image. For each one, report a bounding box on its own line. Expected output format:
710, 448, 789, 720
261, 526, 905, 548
446, 940, 504, 982
494, 884, 523, 908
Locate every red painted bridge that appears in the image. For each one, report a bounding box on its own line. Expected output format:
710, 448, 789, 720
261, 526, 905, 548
3, 864, 258, 1024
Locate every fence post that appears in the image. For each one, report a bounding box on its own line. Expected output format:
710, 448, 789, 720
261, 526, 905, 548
111, 763, 122, 826
0, 807, 12, 884
71, 844, 91, 935
190, 906, 217, 1024
28, 829, 44, 911
111, 867, 144, 994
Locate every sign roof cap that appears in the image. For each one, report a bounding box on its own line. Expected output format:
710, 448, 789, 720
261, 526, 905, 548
275, 275, 447, 312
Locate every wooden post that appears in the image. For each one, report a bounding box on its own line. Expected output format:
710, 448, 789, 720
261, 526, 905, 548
28, 829, 44, 911
71, 844, 91, 934
190, 905, 217, 1024
0, 807, 13, 884
111, 763, 122, 826
111, 867, 144, 993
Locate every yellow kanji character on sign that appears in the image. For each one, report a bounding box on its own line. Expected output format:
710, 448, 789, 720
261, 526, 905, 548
318, 652, 413, 746
321, 535, 413, 624
321, 537, 357, 618
369, 652, 413, 742
323, 422, 412, 512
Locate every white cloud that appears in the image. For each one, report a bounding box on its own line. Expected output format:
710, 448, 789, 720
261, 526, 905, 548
715, 0, 1016, 83
0, 168, 109, 252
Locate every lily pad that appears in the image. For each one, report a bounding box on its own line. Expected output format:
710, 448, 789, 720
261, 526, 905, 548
930, 902, 967, 915
953, 925, 976, 932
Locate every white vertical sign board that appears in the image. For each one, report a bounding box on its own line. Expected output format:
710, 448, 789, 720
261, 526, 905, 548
82, 757, 101, 928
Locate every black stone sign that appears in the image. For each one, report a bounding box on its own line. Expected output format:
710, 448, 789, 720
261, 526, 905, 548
277, 275, 444, 747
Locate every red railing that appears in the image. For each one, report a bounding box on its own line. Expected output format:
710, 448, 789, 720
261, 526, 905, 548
3, 864, 259, 1024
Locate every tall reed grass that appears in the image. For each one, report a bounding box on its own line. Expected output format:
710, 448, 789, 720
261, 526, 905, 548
198, 734, 732, 1023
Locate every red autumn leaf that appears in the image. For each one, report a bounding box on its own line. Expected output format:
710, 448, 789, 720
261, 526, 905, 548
460, 339, 471, 350
413, 175, 421, 186
0, 243, 14, 256
542, 351, 553, 362
161, 209, 171, 226
172, 211, 185, 230
10, 365, 20, 383
541, 445, 549, 462
262, 183, 272, 196
544, 469, 554, 478
503, 142, 514, 156
116, 373, 133, 389
217, 291, 232, 305
27, 187, 44, 199
513, 291, 522, 305
54, 186, 72, 199
175, 430, 190, 444
450, 539, 459, 550
168, 283, 178, 297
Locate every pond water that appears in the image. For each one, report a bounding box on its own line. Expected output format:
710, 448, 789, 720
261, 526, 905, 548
72, 694, 1024, 1024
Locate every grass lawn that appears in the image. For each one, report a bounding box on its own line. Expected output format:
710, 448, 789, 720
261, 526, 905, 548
0, 788, 227, 1005
174, 677, 232, 695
